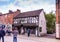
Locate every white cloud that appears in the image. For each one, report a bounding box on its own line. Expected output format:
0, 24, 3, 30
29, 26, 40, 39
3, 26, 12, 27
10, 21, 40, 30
14, 0, 56, 13
0, 0, 55, 14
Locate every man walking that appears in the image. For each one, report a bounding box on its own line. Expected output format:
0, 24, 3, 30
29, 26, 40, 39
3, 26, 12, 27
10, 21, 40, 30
27, 29, 30, 37
0, 28, 5, 42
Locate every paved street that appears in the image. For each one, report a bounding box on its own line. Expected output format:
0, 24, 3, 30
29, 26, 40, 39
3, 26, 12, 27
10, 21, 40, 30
0, 35, 60, 42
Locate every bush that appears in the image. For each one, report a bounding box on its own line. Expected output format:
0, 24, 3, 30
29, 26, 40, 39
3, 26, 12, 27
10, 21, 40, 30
47, 31, 53, 34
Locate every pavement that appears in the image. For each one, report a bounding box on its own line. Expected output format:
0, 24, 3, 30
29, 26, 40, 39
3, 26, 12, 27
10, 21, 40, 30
0, 34, 60, 42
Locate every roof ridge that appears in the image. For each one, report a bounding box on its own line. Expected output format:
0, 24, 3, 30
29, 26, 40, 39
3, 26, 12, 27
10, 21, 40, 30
14, 9, 43, 18
21, 9, 43, 13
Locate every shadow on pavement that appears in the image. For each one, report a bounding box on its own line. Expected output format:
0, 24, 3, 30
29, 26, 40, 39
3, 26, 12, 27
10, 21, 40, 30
40, 33, 56, 39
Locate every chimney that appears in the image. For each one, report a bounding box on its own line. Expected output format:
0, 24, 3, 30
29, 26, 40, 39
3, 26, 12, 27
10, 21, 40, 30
17, 9, 20, 12
9, 10, 13, 13
0, 12, 2, 16
15, 9, 20, 14
0, 12, 2, 14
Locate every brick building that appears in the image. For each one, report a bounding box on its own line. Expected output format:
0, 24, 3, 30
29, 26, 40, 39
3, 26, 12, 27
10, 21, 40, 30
56, 0, 60, 39
0, 9, 20, 31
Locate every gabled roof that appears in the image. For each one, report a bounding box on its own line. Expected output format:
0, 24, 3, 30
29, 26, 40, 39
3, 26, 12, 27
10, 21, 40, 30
14, 9, 43, 18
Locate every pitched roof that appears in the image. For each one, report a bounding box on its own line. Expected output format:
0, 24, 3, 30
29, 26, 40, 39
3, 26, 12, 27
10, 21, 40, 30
0, 9, 20, 16
14, 9, 43, 18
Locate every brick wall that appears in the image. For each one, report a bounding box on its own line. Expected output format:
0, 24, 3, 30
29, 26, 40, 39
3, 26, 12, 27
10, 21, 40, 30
56, 0, 60, 24
0, 9, 20, 25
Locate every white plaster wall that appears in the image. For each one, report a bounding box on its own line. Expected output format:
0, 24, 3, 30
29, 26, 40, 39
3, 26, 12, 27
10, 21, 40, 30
56, 24, 60, 38
39, 10, 47, 35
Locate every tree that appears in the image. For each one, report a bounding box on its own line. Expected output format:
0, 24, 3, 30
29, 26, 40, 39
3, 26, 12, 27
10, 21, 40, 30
45, 12, 56, 34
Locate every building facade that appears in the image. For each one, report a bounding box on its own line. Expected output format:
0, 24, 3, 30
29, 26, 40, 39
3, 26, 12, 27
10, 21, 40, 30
0, 9, 20, 31
56, 0, 60, 39
13, 9, 47, 36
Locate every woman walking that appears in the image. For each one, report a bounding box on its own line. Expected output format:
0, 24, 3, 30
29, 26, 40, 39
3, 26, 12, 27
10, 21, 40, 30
13, 27, 18, 42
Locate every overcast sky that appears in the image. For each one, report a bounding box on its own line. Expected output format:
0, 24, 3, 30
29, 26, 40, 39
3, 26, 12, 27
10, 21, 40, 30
0, 0, 56, 14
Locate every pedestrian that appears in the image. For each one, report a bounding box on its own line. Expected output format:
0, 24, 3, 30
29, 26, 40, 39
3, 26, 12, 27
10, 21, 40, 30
0, 28, 1, 41
13, 27, 18, 42
0, 28, 5, 42
27, 29, 30, 37
6, 29, 11, 36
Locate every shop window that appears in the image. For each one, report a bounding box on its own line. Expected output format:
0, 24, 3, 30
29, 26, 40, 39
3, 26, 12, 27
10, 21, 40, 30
39, 27, 42, 32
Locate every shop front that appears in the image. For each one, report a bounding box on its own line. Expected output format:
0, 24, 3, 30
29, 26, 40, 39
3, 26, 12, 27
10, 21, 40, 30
13, 23, 39, 36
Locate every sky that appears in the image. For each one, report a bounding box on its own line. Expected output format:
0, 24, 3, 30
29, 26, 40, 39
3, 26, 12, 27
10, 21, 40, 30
0, 0, 56, 14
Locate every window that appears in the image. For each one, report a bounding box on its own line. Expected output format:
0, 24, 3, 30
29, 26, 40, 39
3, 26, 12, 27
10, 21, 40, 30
31, 17, 38, 23
36, 17, 38, 23
20, 18, 28, 24
14, 19, 20, 24
31, 17, 35, 23
27, 17, 32, 23
21, 20, 25, 24
14, 19, 17, 23
39, 27, 42, 32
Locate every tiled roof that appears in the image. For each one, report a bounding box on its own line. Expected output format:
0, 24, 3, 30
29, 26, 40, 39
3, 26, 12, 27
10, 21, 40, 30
0, 9, 20, 16
14, 9, 43, 18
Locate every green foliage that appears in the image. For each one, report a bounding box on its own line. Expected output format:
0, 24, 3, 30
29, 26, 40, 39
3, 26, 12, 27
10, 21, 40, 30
45, 12, 56, 34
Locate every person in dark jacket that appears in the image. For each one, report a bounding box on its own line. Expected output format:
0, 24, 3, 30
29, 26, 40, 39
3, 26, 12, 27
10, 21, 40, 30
0, 28, 5, 42
27, 29, 30, 37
